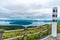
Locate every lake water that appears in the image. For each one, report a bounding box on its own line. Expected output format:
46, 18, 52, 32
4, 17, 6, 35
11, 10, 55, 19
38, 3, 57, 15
0, 20, 59, 27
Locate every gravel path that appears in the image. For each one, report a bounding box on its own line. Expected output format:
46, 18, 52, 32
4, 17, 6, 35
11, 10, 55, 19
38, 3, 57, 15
40, 33, 60, 40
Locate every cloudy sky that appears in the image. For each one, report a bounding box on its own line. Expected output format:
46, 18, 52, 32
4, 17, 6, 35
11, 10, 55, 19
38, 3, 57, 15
0, 0, 60, 20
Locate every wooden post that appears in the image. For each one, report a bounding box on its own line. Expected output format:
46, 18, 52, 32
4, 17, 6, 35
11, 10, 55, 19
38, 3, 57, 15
57, 24, 58, 33
40, 26, 42, 39
24, 27, 27, 40
47, 25, 49, 35
0, 30, 4, 40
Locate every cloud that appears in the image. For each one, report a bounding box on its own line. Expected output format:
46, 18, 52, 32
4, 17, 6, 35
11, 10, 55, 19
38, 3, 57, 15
0, 0, 59, 20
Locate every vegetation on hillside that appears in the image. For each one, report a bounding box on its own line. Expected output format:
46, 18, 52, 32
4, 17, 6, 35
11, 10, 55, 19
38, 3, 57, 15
2, 24, 52, 40
1, 22, 60, 40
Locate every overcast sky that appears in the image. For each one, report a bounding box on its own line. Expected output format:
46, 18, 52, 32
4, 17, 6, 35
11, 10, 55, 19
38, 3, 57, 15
0, 0, 60, 20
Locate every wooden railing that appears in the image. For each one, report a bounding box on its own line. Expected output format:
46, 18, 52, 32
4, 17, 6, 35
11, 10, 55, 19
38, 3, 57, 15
0, 25, 51, 40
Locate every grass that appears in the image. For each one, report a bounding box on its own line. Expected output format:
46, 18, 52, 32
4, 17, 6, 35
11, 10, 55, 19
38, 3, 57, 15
3, 27, 41, 39
2, 22, 60, 40
2, 24, 52, 40
3, 30, 24, 39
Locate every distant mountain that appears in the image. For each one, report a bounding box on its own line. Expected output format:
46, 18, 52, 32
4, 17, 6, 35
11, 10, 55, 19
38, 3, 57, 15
10, 20, 32, 25
0, 19, 59, 25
